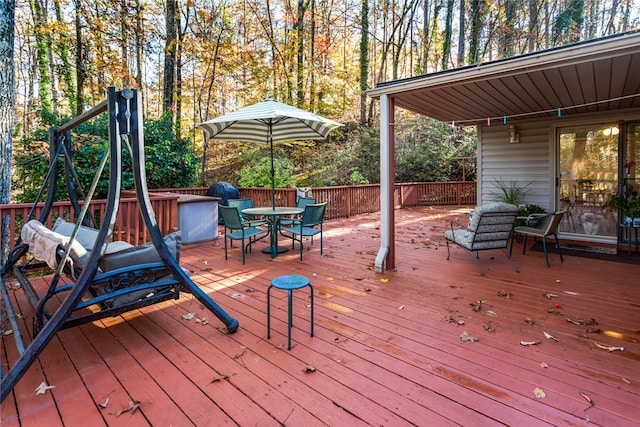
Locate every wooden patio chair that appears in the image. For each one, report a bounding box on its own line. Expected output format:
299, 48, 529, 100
444, 202, 519, 276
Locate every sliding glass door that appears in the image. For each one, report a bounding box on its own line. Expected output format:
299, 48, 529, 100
557, 124, 619, 238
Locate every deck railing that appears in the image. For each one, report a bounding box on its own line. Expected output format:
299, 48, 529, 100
1, 182, 475, 250
158, 181, 476, 220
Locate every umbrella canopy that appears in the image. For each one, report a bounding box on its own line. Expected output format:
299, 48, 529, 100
197, 99, 343, 207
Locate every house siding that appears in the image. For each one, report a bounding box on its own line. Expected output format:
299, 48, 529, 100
478, 123, 552, 210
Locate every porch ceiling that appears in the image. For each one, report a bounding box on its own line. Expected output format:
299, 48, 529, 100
368, 31, 640, 125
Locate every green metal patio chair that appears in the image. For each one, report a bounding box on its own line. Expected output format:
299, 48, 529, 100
227, 198, 269, 228
279, 203, 327, 260
280, 196, 317, 227
219, 206, 269, 264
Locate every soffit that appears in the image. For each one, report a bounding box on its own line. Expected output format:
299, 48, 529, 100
368, 31, 640, 124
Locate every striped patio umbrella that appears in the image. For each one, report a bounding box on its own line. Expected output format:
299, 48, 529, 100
197, 99, 343, 208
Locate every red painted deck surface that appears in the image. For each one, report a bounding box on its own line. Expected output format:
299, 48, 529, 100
1, 206, 639, 426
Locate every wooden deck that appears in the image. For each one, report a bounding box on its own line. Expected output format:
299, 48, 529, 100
2, 206, 639, 426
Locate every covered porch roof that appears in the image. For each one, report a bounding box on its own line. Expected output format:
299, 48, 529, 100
368, 30, 640, 125
368, 30, 640, 272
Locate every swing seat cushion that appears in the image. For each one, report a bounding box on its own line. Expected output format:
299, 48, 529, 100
21, 220, 92, 269
21, 219, 183, 308
99, 231, 181, 271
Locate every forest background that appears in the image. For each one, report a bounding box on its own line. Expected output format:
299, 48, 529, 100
1, 0, 639, 203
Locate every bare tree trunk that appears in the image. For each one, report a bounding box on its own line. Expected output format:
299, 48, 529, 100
309, 0, 316, 110
457, 0, 465, 66
528, 0, 539, 52
163, 0, 178, 114
0, 0, 16, 262
53, 0, 76, 113
29, 0, 53, 116
135, 0, 143, 99
120, 0, 130, 86
296, 0, 308, 107
502, 0, 517, 57
441, 0, 454, 69
360, 0, 369, 124
468, 0, 485, 64
74, 0, 85, 115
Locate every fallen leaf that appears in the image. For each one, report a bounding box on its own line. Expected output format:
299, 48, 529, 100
497, 290, 513, 298
211, 374, 234, 383
533, 387, 546, 399
303, 365, 316, 373
380, 278, 389, 283
457, 320, 465, 325
540, 362, 549, 368
334, 337, 348, 343
483, 321, 496, 333
520, 340, 541, 346
444, 314, 456, 323
460, 331, 479, 342
593, 341, 624, 352
182, 312, 196, 320
398, 305, 405, 310
3, 329, 13, 336
470, 300, 486, 311
579, 390, 595, 406
543, 331, 559, 342
485, 310, 498, 317
111, 399, 141, 417
544, 292, 558, 299
195, 316, 208, 325
35, 381, 55, 395
524, 318, 536, 326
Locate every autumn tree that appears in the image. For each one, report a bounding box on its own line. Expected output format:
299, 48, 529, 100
1, 0, 15, 261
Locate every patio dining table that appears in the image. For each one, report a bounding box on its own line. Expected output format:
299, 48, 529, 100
242, 207, 303, 258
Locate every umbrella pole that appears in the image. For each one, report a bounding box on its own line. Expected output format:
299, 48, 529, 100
270, 125, 276, 209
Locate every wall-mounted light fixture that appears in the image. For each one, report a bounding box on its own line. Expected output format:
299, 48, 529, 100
509, 125, 520, 144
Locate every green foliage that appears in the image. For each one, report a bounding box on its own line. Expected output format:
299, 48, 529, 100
236, 149, 296, 188
607, 190, 640, 219
203, 119, 476, 188
350, 169, 369, 185
393, 117, 477, 183
144, 114, 199, 189
516, 204, 547, 226
489, 178, 532, 205
13, 113, 198, 202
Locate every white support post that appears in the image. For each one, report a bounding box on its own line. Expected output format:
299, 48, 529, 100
375, 94, 391, 272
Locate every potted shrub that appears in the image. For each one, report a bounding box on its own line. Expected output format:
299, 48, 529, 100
516, 204, 546, 226
608, 190, 640, 227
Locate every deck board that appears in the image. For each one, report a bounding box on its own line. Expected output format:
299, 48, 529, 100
2, 206, 639, 426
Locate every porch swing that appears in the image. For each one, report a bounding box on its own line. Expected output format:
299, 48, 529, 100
0, 87, 238, 402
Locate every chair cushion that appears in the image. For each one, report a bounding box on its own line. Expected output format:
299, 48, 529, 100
52, 218, 135, 267
93, 232, 182, 308
21, 220, 88, 268
466, 202, 518, 244
99, 231, 182, 272
52, 217, 99, 250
